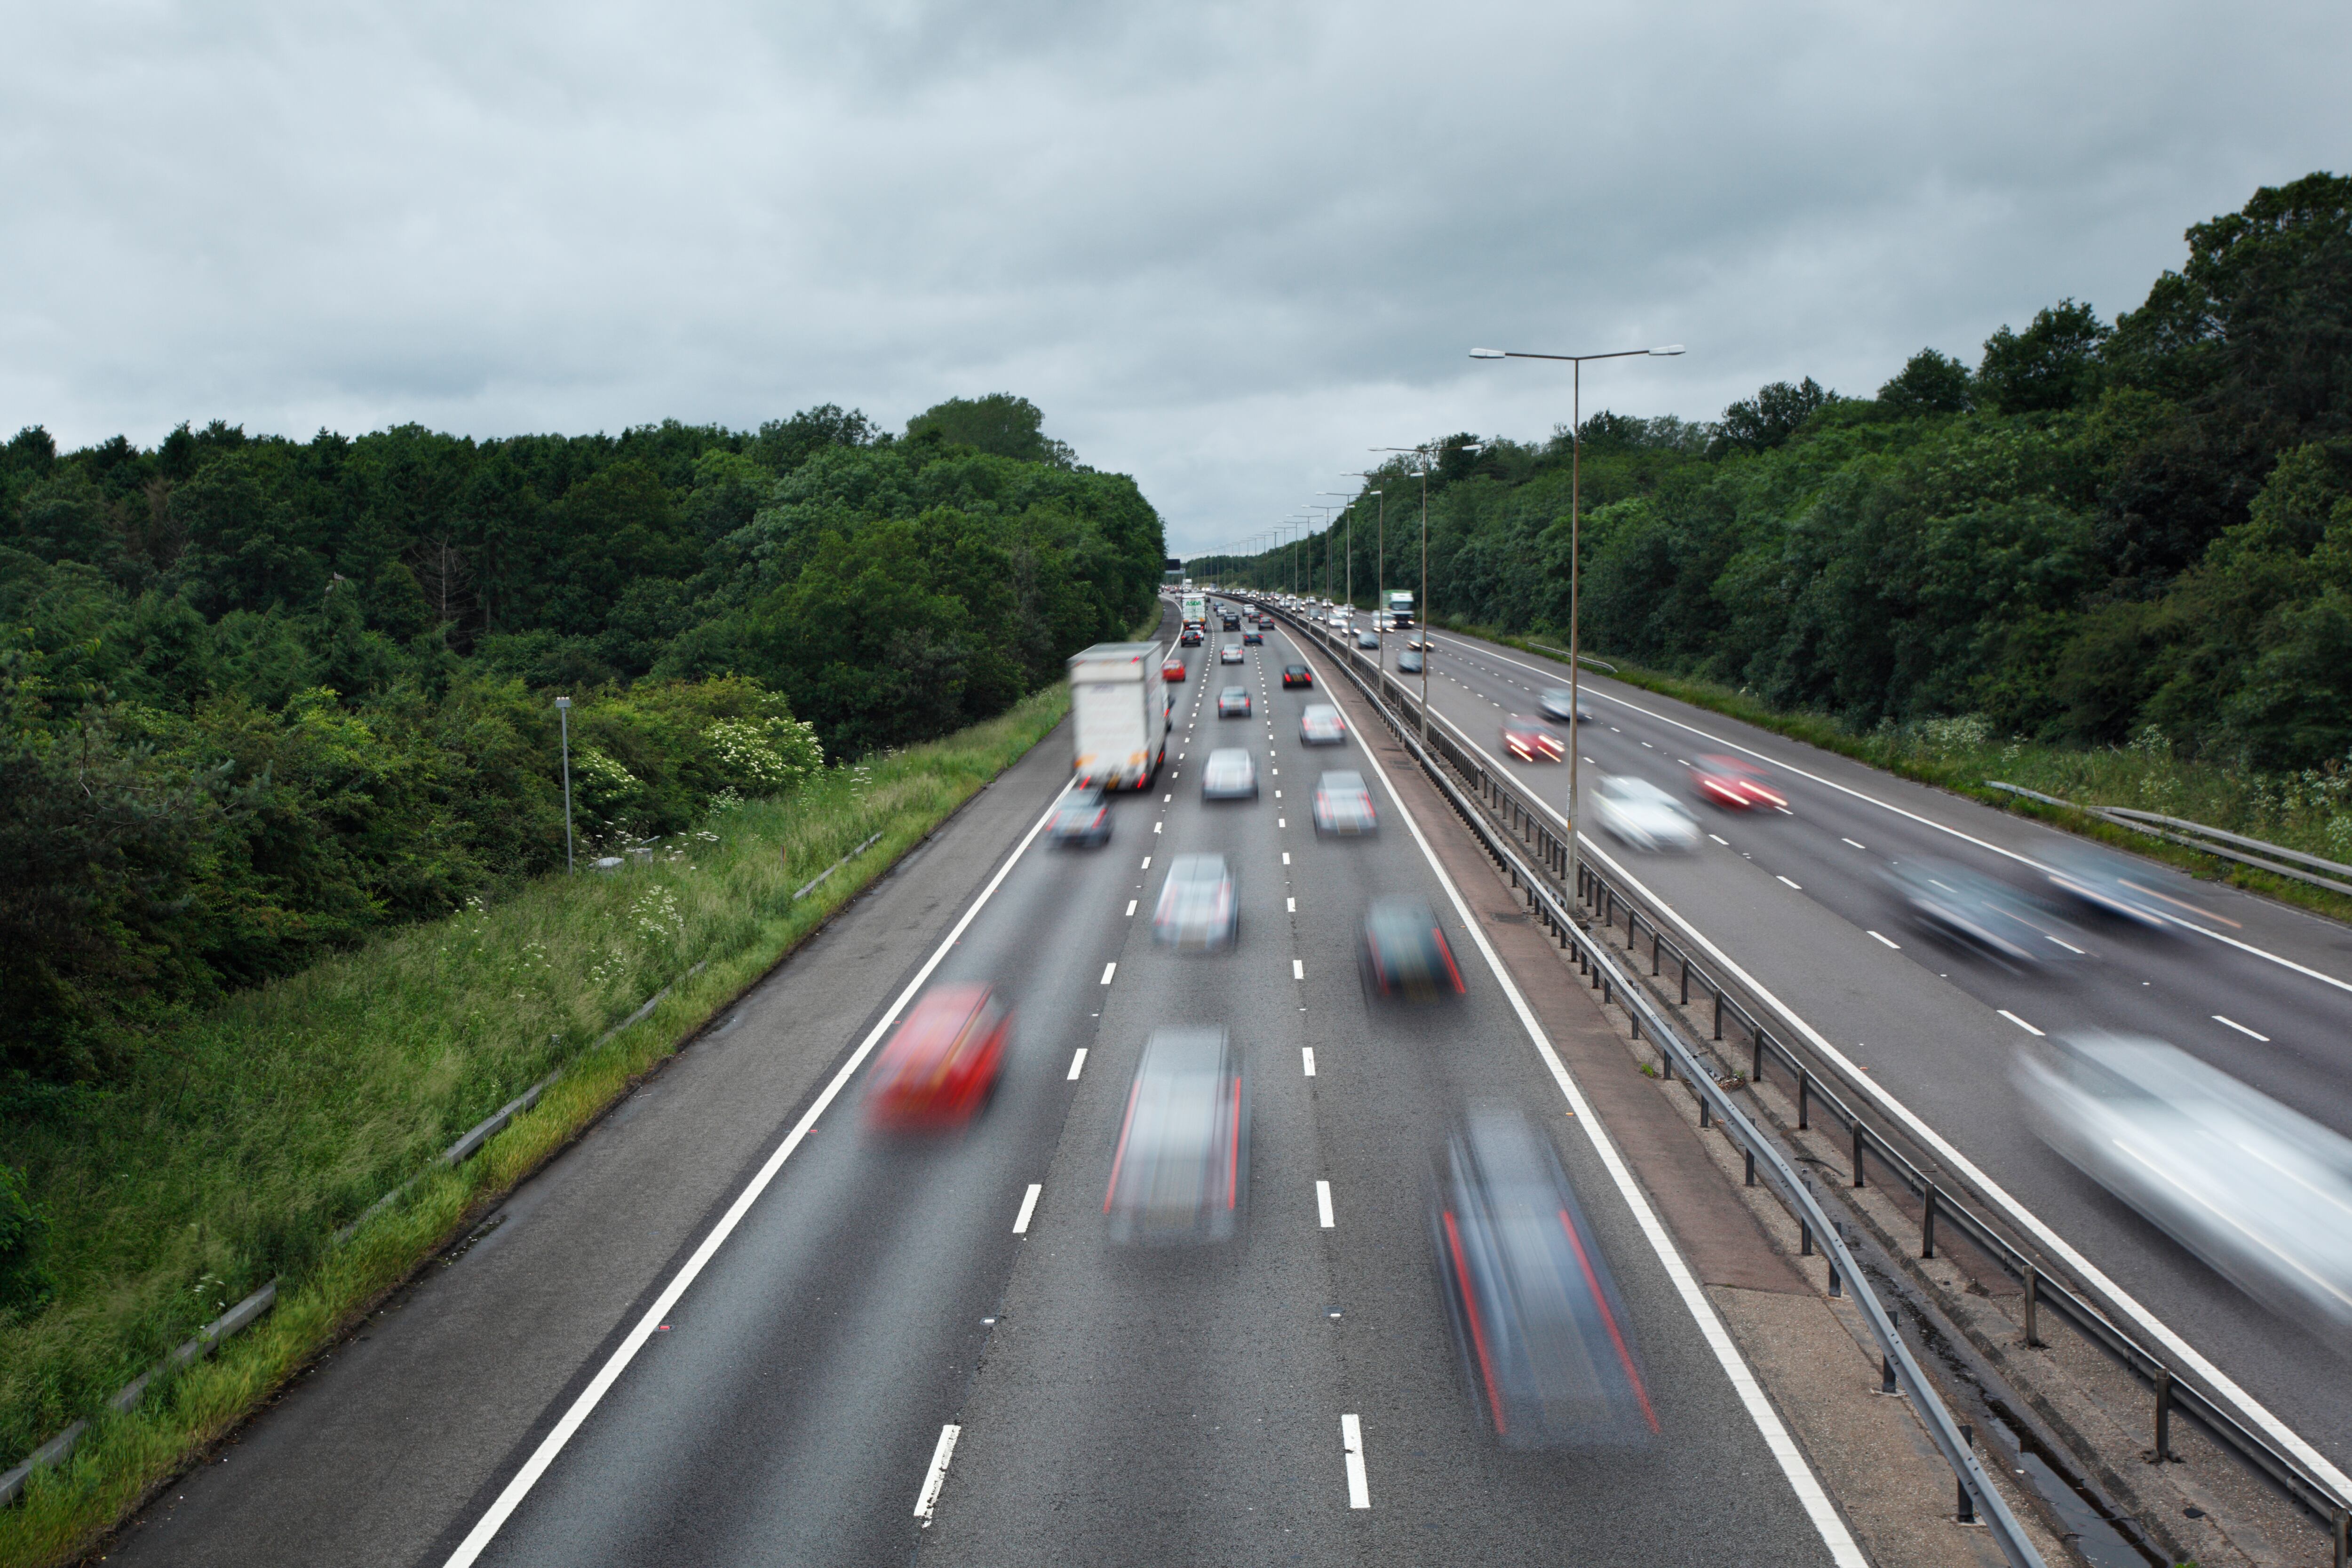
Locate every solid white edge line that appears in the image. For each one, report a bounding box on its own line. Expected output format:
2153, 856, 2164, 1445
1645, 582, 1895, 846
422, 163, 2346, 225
2213, 1015, 2271, 1042
1067, 1047, 1088, 1080
1340, 1412, 1371, 1509
1777, 875, 1803, 890
1427, 630, 2352, 1000
913, 1422, 961, 1520
1012, 1182, 1043, 1234
438, 780, 1075, 1568
1315, 1179, 1335, 1228
1296, 640, 1866, 1568
1575, 834, 2352, 1497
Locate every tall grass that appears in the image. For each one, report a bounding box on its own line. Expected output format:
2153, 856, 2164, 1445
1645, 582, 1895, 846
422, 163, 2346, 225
0, 685, 1068, 1568
1445, 617, 2352, 917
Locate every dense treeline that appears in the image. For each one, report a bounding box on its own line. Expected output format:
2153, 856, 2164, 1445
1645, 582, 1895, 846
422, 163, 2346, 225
1214, 173, 2352, 768
0, 393, 1162, 1088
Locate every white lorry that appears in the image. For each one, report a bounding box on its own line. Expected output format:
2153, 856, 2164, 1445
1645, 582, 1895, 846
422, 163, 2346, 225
1181, 592, 1207, 629
1385, 589, 1415, 628
1068, 642, 1172, 791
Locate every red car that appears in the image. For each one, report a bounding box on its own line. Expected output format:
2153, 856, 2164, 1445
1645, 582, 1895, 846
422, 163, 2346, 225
864, 983, 1010, 1129
1500, 716, 1564, 762
1281, 664, 1313, 688
1689, 755, 1788, 810
1162, 659, 1187, 683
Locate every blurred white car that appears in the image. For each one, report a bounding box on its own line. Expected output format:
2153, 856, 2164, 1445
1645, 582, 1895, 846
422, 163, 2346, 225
1591, 776, 1700, 852
1298, 703, 1347, 746
1201, 747, 1258, 801
1312, 770, 1378, 836
1152, 855, 1240, 952
2017, 1032, 2352, 1340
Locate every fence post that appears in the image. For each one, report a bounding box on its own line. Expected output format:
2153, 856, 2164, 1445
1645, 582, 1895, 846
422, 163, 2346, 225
1799, 1219, 1812, 1256
1712, 990, 1724, 1041
1679, 954, 1690, 1004
1957, 1424, 1977, 1524
1797, 1068, 1810, 1130
2153, 1369, 2174, 1462
1699, 1092, 1710, 1128
1750, 1030, 1763, 1084
2332, 1507, 2347, 1568
2024, 1266, 2041, 1348
1851, 1118, 1866, 1188
1743, 1148, 1756, 1187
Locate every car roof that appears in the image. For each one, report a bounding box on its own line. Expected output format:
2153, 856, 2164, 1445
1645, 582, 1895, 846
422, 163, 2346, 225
1319, 770, 1367, 789
1221, 685, 1248, 696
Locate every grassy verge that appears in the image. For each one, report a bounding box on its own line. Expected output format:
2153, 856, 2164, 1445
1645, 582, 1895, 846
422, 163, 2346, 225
1438, 615, 2352, 926
0, 684, 1069, 1567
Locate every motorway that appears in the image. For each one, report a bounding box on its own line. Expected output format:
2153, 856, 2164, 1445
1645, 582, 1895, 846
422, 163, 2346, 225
1325, 612, 2352, 1488
108, 604, 1853, 1568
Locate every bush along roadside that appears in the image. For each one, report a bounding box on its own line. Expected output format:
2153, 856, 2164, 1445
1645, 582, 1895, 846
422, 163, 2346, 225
0, 682, 1069, 1568
1441, 614, 2352, 926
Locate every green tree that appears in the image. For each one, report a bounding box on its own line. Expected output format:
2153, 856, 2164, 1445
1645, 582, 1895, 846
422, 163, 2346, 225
1977, 300, 2109, 414
905, 395, 1076, 468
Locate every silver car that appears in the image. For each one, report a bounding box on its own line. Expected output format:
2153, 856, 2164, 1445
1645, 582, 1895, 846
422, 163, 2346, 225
1201, 747, 1258, 801
1104, 1027, 1250, 1246
1299, 703, 1347, 746
1220, 642, 1246, 664
1152, 853, 1239, 951
1312, 770, 1377, 836
1591, 776, 1699, 852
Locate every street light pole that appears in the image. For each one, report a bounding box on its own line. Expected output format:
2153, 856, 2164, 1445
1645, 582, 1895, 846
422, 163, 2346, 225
1469, 342, 1684, 905
554, 695, 575, 875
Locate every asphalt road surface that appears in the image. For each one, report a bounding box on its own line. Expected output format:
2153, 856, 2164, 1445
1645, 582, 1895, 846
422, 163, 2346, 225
109, 605, 1853, 1568
1334, 613, 2352, 1491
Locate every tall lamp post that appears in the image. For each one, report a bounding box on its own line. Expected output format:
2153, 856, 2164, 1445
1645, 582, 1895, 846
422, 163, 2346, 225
554, 695, 575, 875
1468, 341, 1684, 904
1320, 493, 1359, 616
1343, 476, 1383, 645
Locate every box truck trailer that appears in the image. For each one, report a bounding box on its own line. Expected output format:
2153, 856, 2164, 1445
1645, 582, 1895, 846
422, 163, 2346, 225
1068, 642, 1172, 791
1385, 589, 1415, 628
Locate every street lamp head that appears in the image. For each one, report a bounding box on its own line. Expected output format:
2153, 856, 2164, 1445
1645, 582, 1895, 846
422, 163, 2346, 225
1469, 348, 1507, 359
1648, 345, 1686, 356
553, 696, 572, 710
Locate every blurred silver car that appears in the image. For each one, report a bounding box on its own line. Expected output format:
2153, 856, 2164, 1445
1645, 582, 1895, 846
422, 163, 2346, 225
1397, 651, 1425, 674
2017, 1032, 2352, 1339
1356, 629, 1380, 649
2040, 844, 2191, 931
1201, 747, 1257, 800
1882, 858, 2084, 964
1220, 642, 1246, 664
1152, 853, 1239, 951
1313, 770, 1377, 836
1104, 1026, 1249, 1245
1298, 703, 1347, 746
1591, 776, 1699, 852
1046, 782, 1111, 848
1433, 1105, 1656, 1448
1217, 686, 1251, 718
1537, 688, 1595, 725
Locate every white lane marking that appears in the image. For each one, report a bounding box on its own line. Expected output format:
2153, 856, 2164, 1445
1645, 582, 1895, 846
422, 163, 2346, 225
1012, 1183, 1043, 1234
2047, 936, 2087, 955
1292, 958, 1305, 980
1278, 818, 1287, 828
1140, 856, 1151, 870
1125, 900, 1137, 917
1340, 1414, 1370, 1509
1100, 962, 1117, 985
1867, 930, 1900, 949
1708, 833, 1729, 846
914, 1423, 961, 1522
1153, 820, 1163, 834
1323, 659, 1865, 1566
1067, 1048, 1088, 1080
1274, 789, 1282, 798
1287, 897, 1296, 912
1842, 837, 1866, 850
1430, 630, 2352, 999
2214, 1015, 2271, 1042
1776, 875, 1802, 890
1998, 1009, 2044, 1037
1164, 793, 1172, 802
1282, 852, 1292, 865
440, 777, 1077, 1568
1302, 1047, 1316, 1076
1316, 1179, 1335, 1228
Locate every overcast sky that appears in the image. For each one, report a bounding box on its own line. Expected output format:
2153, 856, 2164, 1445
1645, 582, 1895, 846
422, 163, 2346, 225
5, 1, 2347, 556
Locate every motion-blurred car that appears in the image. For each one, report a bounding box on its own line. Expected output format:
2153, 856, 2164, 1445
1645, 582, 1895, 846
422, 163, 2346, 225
1591, 776, 1700, 852
1397, 651, 1425, 674
1152, 853, 1239, 951
1432, 1106, 1656, 1448
1161, 658, 1187, 682
1501, 716, 1565, 763
1359, 896, 1465, 1001
863, 983, 1010, 1130
1201, 747, 1258, 801
1883, 858, 2083, 964
1356, 629, 1381, 649
1404, 634, 1431, 651
1313, 770, 1378, 836
1220, 643, 1246, 664
1299, 703, 1347, 745
1179, 628, 1203, 646
1688, 755, 1786, 810
1537, 689, 1595, 725
1217, 686, 1252, 718
2017, 1031, 2352, 1340
1243, 627, 1263, 645
1046, 782, 1112, 848
1104, 1027, 1249, 1245
1281, 663, 1313, 689
2039, 844, 2194, 931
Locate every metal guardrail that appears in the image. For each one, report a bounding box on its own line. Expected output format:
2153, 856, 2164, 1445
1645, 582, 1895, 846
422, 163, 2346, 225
1986, 780, 2352, 899
1262, 604, 2046, 1567
1262, 602, 2352, 1565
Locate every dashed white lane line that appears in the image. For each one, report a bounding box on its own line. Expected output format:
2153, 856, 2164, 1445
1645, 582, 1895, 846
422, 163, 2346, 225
1302, 1047, 1316, 1076
1340, 1414, 1370, 1508
1011, 1183, 1043, 1234
1315, 1179, 1335, 1227
1140, 856, 1150, 869
1292, 958, 1305, 980
1867, 930, 1900, 949
1998, 1009, 2044, 1037
1274, 789, 1282, 798
1842, 837, 1866, 849
1153, 820, 1163, 834
1708, 833, 1729, 846
1125, 900, 1137, 917
1164, 793, 1172, 803
1282, 851, 1292, 865
1776, 875, 1802, 890
914, 1423, 960, 1522
1278, 817, 1287, 828
1067, 1048, 1088, 1080
2214, 1014, 2271, 1041
1287, 897, 1296, 912
1100, 962, 1117, 985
